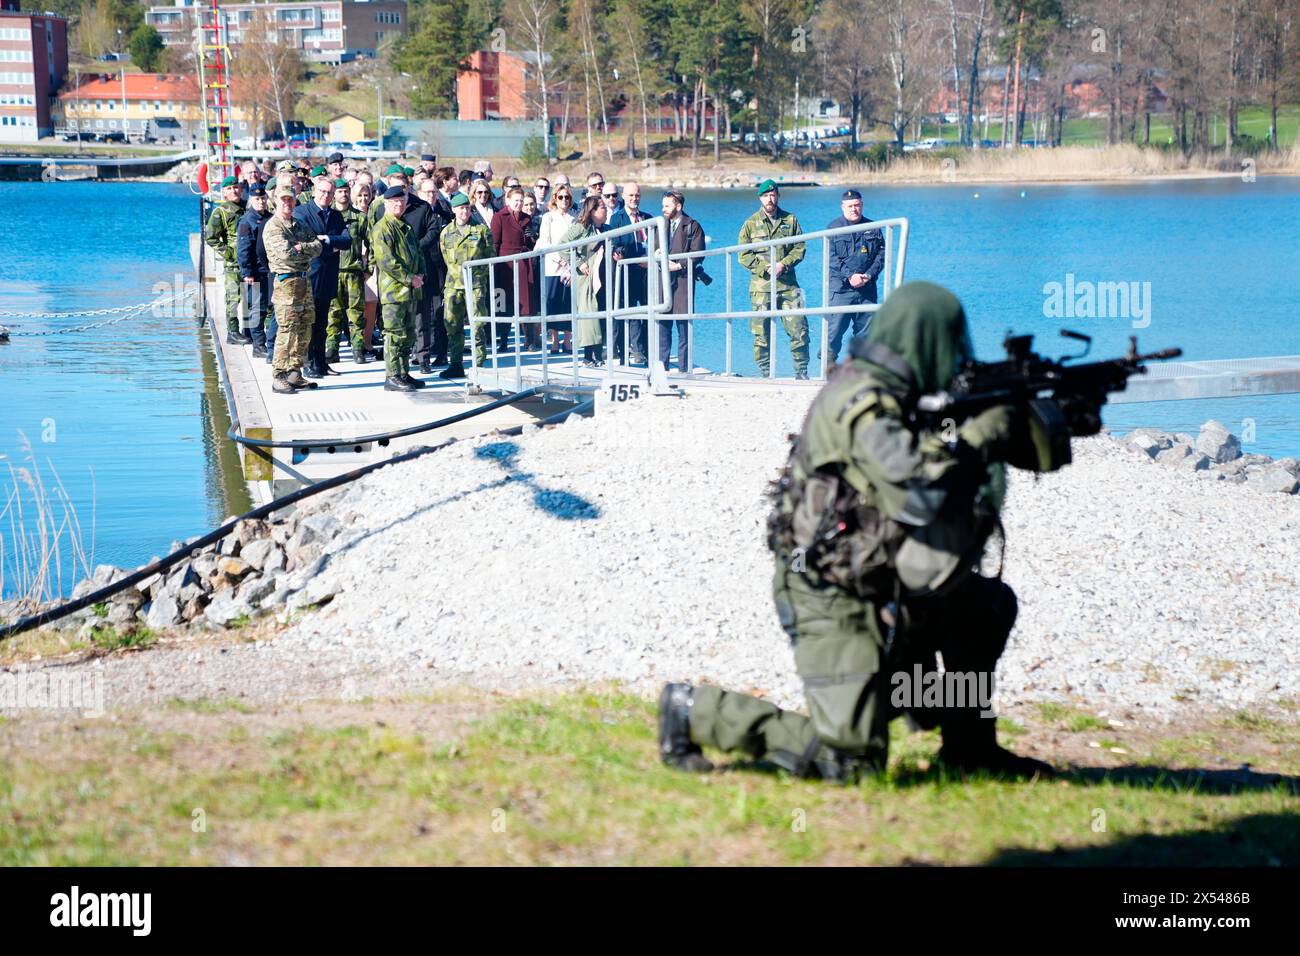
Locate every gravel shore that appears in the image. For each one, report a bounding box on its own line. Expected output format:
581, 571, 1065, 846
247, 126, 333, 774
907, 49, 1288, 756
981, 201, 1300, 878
8, 388, 1298, 721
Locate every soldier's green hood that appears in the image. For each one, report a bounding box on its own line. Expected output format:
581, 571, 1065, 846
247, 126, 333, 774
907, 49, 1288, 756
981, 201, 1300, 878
860, 281, 973, 394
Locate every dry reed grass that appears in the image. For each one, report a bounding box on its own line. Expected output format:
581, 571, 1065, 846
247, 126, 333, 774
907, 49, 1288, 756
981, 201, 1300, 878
0, 432, 95, 614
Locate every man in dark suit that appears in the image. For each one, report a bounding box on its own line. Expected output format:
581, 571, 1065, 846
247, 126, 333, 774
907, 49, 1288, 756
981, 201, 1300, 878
293, 175, 352, 378
608, 182, 654, 365
412, 175, 450, 373
657, 190, 706, 372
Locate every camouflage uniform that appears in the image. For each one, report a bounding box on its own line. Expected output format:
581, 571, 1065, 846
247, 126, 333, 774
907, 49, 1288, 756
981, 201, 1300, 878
370, 212, 421, 379
263, 213, 323, 373
204, 198, 246, 335
737, 206, 808, 377
328, 205, 368, 356
439, 220, 494, 369
679, 282, 1048, 781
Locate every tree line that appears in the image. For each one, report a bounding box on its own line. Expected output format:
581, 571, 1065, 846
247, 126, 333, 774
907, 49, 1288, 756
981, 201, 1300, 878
396, 0, 1299, 157
56, 0, 1299, 157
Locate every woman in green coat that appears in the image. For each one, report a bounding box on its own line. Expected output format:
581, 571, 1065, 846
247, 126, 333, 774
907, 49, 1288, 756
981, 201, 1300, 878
559, 196, 609, 367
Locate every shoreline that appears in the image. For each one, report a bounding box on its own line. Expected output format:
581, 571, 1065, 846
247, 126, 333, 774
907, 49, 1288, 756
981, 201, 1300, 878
21, 167, 1298, 188
4, 398, 1296, 724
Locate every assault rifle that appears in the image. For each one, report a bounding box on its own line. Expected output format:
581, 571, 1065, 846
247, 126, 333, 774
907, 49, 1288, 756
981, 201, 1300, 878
916, 330, 1182, 438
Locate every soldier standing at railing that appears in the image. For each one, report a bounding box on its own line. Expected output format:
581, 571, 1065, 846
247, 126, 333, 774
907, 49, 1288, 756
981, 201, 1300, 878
327, 179, 370, 365
825, 189, 886, 365
263, 179, 323, 395
370, 186, 426, 392
738, 180, 809, 379
204, 175, 247, 345
439, 192, 495, 380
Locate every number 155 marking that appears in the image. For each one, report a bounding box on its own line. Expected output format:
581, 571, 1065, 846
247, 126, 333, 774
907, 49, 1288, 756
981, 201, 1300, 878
607, 384, 641, 402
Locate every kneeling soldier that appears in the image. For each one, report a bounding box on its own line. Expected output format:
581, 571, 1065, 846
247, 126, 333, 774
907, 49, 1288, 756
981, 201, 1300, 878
659, 282, 1056, 782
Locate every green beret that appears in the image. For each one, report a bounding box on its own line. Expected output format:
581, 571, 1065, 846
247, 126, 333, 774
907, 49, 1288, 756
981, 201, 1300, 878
386, 163, 406, 175
757, 178, 778, 196
220, 175, 238, 188
334, 178, 349, 188
449, 192, 469, 207
310, 165, 326, 177
404, 166, 415, 177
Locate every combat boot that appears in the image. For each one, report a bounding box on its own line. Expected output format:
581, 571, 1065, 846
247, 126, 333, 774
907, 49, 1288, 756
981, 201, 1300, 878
271, 371, 296, 394
285, 370, 318, 390
324, 348, 340, 363
439, 364, 466, 380
384, 375, 416, 392
402, 372, 426, 389
938, 719, 1055, 780
657, 683, 714, 773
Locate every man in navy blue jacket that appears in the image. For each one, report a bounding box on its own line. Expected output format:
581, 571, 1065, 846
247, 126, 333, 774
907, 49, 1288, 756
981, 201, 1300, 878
825, 189, 885, 365
236, 182, 273, 356
294, 175, 352, 377
607, 182, 654, 365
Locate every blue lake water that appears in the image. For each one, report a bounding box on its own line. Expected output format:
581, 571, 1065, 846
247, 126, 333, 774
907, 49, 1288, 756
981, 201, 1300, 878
1, 176, 1298, 597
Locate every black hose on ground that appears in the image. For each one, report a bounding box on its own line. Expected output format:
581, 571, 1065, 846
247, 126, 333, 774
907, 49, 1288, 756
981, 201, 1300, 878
227, 385, 577, 449
0, 398, 594, 641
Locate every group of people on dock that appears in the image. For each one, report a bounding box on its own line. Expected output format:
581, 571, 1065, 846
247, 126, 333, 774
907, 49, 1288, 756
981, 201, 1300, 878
204, 152, 888, 392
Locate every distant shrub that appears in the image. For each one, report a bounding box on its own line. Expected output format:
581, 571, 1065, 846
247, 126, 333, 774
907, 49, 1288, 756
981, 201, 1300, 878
519, 134, 547, 168
839, 142, 898, 171
335, 76, 351, 92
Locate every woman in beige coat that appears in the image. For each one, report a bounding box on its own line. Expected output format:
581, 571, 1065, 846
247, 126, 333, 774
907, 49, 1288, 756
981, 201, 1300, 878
558, 196, 609, 367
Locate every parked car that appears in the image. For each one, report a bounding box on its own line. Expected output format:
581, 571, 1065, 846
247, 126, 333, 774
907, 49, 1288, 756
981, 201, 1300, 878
352, 139, 380, 153
321, 140, 354, 152
287, 137, 313, 150
903, 138, 946, 152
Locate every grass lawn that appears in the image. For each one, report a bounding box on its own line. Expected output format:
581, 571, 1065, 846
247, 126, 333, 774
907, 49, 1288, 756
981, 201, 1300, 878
912, 106, 1298, 149
2, 688, 1296, 866
295, 67, 384, 137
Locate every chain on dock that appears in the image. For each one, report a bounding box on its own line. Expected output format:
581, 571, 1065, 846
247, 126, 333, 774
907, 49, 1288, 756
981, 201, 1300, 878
0, 289, 197, 337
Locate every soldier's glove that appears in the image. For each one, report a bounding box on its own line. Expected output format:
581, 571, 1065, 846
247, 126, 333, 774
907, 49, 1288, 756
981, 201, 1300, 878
958, 404, 1019, 463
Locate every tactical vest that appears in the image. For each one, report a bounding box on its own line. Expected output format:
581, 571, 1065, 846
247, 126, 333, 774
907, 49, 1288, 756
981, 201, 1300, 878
766, 360, 908, 599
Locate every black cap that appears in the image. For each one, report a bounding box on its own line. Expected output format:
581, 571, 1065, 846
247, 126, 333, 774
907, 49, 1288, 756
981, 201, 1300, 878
383, 185, 407, 199
248, 182, 266, 196
327, 152, 344, 165
841, 188, 863, 200
421, 153, 435, 162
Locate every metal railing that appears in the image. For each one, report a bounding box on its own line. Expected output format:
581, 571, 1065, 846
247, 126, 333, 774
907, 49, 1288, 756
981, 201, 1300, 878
619, 216, 909, 380
461, 214, 909, 388
462, 214, 674, 391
